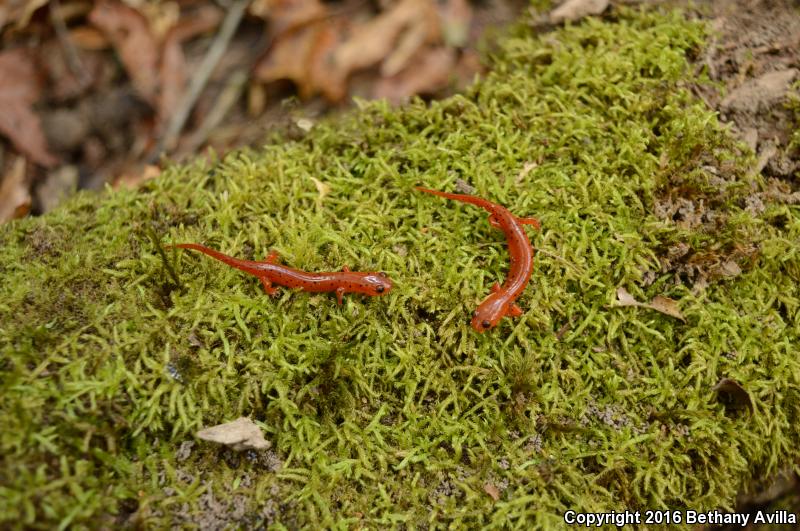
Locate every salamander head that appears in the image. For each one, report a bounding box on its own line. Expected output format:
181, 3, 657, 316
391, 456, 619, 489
362, 271, 393, 296
470, 295, 507, 332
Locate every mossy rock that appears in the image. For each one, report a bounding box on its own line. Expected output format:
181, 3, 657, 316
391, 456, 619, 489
2, 5, 799, 529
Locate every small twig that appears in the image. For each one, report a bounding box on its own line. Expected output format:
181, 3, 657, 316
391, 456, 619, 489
179, 69, 249, 156
50, 0, 90, 85
535, 248, 585, 275
148, 0, 249, 162
146, 225, 182, 288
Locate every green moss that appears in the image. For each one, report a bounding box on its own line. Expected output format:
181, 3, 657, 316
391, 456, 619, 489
2, 5, 799, 529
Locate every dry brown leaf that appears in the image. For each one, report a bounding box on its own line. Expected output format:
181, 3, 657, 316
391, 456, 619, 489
550, 0, 609, 24
250, 0, 326, 35
114, 164, 161, 189
373, 47, 456, 104
196, 417, 271, 451
89, 0, 160, 103
718, 260, 742, 278
334, 0, 440, 79
0, 157, 30, 223
254, 22, 342, 100
0, 49, 59, 167
0, 0, 48, 31
483, 482, 500, 502
614, 287, 685, 322
615, 287, 640, 307
648, 296, 685, 322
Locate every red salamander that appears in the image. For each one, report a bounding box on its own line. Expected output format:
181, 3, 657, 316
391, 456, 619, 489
168, 243, 392, 304
416, 187, 540, 332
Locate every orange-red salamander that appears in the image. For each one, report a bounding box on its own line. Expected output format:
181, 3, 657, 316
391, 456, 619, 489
167, 243, 392, 304
416, 187, 540, 332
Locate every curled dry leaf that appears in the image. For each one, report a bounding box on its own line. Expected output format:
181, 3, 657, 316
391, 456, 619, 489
0, 0, 49, 32
614, 287, 685, 322
373, 48, 456, 104
0, 49, 58, 167
114, 164, 161, 189
0, 157, 30, 223
250, 0, 326, 36
89, 0, 160, 103
550, 0, 609, 24
196, 417, 271, 451
483, 482, 501, 502
334, 0, 440, 79
254, 22, 342, 100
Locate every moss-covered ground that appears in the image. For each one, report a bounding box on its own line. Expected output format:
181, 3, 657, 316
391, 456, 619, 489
1, 5, 799, 529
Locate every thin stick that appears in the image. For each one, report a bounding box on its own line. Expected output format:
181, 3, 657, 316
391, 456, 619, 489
148, 0, 249, 162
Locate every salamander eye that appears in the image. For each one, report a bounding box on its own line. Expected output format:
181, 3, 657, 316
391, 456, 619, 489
376, 285, 385, 293
378, 271, 387, 277
481, 320, 491, 329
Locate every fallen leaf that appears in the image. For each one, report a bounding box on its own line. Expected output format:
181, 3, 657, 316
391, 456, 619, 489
516, 162, 538, 184
114, 164, 161, 189
89, 0, 160, 103
0, 49, 59, 167
648, 296, 685, 322
334, 0, 440, 79
250, 0, 326, 35
254, 22, 342, 100
373, 47, 456, 104
615, 287, 639, 307
712, 378, 753, 414
718, 260, 742, 278
0, 0, 48, 31
483, 482, 500, 502
196, 417, 271, 451
550, 0, 609, 24
0, 156, 30, 223
614, 287, 685, 322
309, 176, 330, 200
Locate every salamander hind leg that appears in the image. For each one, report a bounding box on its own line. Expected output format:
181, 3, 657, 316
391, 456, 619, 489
265, 250, 280, 263
516, 216, 541, 230
488, 214, 503, 229
260, 277, 278, 296
336, 287, 345, 305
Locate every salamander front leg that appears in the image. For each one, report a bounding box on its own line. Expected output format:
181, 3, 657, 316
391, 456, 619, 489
507, 303, 524, 317
265, 250, 280, 263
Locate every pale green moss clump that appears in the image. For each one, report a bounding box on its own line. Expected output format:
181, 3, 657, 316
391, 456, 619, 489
1, 5, 799, 529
